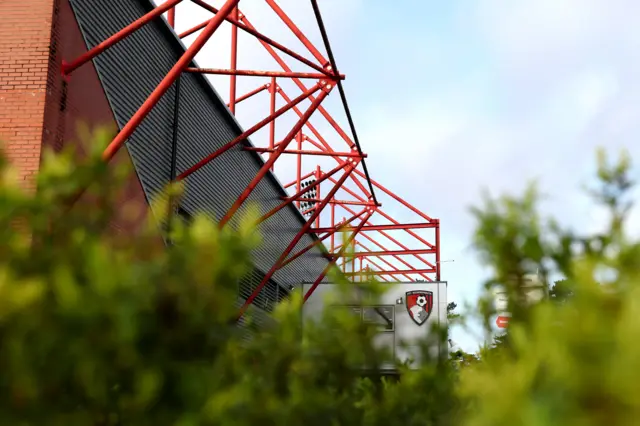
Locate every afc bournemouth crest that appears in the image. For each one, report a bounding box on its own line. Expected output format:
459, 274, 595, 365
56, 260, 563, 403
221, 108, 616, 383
405, 290, 433, 326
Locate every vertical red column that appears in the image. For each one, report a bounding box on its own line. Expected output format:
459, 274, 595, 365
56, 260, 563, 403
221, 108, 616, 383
295, 131, 302, 208
314, 165, 321, 228
168, 8, 176, 28
268, 77, 276, 171
351, 239, 355, 281
435, 219, 441, 281
0, 0, 55, 192
228, 6, 238, 114
330, 203, 335, 251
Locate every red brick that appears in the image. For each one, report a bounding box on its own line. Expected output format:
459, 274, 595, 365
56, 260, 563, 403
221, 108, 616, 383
0, 0, 53, 192
0, 0, 153, 237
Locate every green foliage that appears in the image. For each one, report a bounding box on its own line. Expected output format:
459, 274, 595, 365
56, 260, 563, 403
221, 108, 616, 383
1, 129, 639, 426
461, 148, 640, 425
0, 130, 458, 425
549, 278, 574, 303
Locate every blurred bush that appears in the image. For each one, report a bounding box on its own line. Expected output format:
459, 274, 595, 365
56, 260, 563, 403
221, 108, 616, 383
1, 129, 638, 426
461, 148, 640, 426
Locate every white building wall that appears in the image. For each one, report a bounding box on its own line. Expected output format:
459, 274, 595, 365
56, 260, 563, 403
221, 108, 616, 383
301, 281, 448, 369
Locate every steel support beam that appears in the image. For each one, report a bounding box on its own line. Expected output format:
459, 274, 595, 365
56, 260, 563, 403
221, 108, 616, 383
246, 147, 364, 158
101, 0, 240, 161
187, 68, 344, 80
227, 84, 269, 108
237, 161, 359, 318
344, 269, 437, 277
312, 222, 437, 233
303, 210, 374, 302
62, 0, 184, 76
188, 0, 331, 77
220, 87, 332, 227
350, 248, 437, 257
178, 82, 322, 180
279, 207, 369, 268
355, 241, 413, 281
257, 160, 347, 225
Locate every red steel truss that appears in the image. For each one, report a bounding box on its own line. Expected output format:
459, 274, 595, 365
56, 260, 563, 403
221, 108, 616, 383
61, 0, 441, 312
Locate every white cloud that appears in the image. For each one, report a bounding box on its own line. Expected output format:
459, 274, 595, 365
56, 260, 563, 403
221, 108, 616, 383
346, 1, 640, 351
153, 1, 640, 352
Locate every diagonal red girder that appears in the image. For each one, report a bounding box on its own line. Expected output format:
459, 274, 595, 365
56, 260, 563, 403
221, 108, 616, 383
61, 0, 442, 313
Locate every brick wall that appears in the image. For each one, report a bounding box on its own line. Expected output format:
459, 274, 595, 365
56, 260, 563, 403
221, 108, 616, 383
0, 0, 55, 192
0, 0, 154, 236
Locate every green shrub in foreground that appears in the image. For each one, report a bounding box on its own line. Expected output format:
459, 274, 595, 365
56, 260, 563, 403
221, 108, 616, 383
0, 131, 455, 425
1, 129, 639, 426
461, 149, 640, 426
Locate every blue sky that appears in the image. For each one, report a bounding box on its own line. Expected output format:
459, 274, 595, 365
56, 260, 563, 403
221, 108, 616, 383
164, 0, 640, 351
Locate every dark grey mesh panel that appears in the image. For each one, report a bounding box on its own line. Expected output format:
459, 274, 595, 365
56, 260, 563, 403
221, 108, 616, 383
68, 0, 332, 305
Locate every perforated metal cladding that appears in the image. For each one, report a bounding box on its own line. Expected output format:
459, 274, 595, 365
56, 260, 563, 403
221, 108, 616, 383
69, 0, 177, 202
238, 267, 289, 314
174, 73, 330, 288
68, 0, 331, 302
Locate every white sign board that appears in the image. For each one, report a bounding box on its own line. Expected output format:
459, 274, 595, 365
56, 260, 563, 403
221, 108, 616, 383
301, 281, 448, 370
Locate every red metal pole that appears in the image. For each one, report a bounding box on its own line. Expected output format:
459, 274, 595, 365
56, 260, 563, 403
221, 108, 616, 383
278, 208, 368, 268
353, 168, 434, 222
299, 206, 314, 216
315, 165, 321, 228
277, 90, 371, 197
363, 258, 391, 282
188, 0, 331, 77
377, 227, 436, 266
342, 216, 347, 275
269, 77, 276, 171
168, 7, 176, 28
62, 0, 184, 76
312, 222, 437, 233
284, 170, 313, 189
303, 210, 374, 303
102, 0, 240, 162
244, 148, 364, 158
258, 161, 348, 224
337, 204, 432, 280
265, 0, 328, 66
296, 131, 302, 209
330, 203, 335, 251
227, 84, 268, 107
220, 87, 332, 228
229, 7, 238, 114
178, 82, 322, 180
356, 241, 413, 281
352, 248, 437, 257
344, 269, 436, 277
238, 162, 358, 318
351, 239, 356, 282
186, 68, 343, 80
241, 16, 354, 148
322, 172, 380, 207
326, 175, 436, 251
435, 219, 441, 281
360, 232, 432, 281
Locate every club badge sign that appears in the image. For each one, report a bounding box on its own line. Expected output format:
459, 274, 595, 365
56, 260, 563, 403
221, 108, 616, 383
405, 290, 433, 326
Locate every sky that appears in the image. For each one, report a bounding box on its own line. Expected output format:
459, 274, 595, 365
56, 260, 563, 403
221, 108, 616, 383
158, 0, 640, 351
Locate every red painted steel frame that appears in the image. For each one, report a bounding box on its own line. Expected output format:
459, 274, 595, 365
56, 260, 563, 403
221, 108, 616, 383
238, 161, 361, 318
303, 209, 375, 302
61, 0, 442, 313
